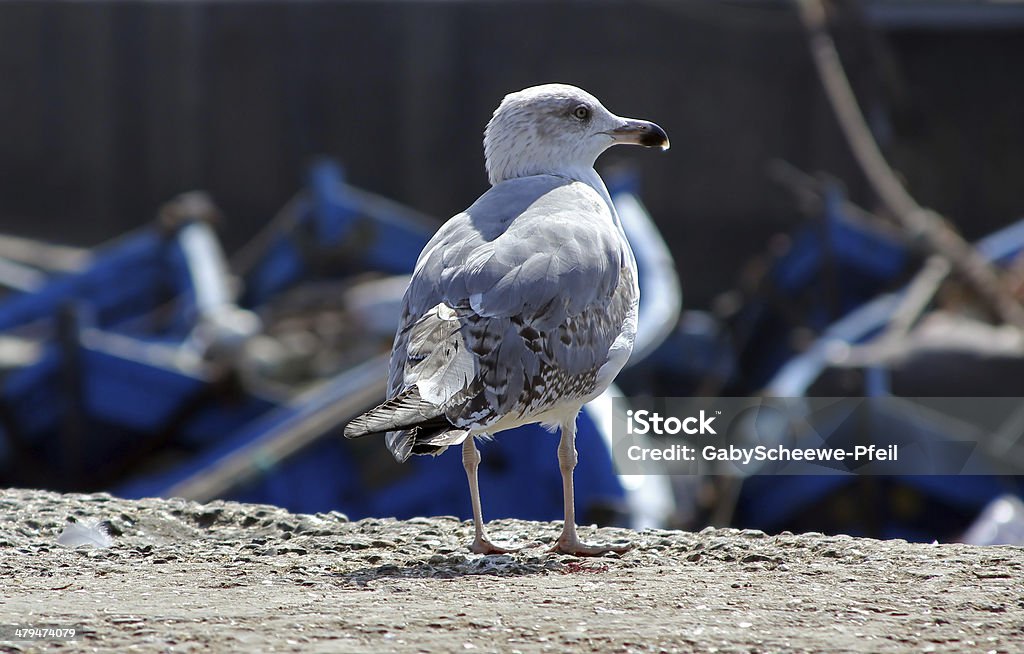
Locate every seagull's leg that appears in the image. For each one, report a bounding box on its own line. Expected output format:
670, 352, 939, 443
551, 417, 632, 556
462, 436, 521, 555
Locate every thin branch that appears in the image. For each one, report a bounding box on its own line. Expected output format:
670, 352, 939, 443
794, 0, 1024, 332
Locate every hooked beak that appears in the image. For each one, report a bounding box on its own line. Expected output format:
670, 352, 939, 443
604, 119, 670, 150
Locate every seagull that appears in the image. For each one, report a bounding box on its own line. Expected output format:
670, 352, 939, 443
345, 83, 669, 556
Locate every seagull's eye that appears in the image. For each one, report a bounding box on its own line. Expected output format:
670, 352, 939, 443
572, 105, 590, 121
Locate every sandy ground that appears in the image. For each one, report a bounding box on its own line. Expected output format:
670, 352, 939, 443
0, 489, 1022, 653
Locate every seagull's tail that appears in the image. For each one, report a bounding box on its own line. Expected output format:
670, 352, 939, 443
344, 387, 440, 438
344, 387, 469, 463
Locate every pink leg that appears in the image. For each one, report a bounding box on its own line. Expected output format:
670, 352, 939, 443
462, 437, 522, 554
550, 418, 632, 556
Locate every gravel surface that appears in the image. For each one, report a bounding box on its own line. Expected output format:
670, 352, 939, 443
0, 488, 1022, 653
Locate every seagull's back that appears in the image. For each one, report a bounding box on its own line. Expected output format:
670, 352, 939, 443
346, 173, 638, 461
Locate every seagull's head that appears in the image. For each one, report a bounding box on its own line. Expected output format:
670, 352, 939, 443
483, 83, 669, 186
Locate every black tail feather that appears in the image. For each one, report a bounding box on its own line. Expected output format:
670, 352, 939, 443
346, 387, 471, 461
344, 387, 441, 438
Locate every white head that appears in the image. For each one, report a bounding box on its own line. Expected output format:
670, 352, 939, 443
483, 83, 669, 186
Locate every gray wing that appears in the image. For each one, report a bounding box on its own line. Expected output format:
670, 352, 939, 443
386, 175, 638, 452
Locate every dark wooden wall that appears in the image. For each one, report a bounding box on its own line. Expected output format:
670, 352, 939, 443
0, 1, 1022, 307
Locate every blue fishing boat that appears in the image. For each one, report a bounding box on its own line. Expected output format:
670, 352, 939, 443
737, 219, 1024, 541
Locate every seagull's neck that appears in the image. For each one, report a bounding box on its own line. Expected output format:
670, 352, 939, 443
494, 164, 622, 227
574, 167, 613, 207
572, 167, 623, 229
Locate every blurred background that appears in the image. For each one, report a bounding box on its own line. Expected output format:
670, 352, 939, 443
1, 0, 1023, 546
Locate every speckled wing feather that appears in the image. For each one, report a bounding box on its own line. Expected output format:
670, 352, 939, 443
377, 174, 638, 461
